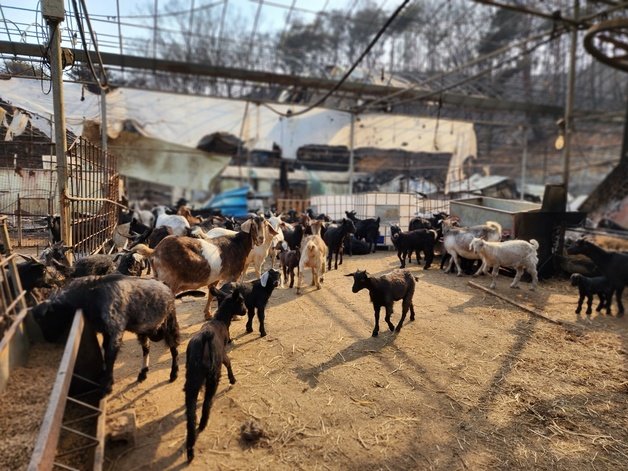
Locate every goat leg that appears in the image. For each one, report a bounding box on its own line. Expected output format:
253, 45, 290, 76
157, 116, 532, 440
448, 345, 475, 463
101, 333, 121, 395
595, 293, 605, 312
384, 305, 395, 332
616, 287, 625, 316
395, 299, 412, 333
223, 356, 236, 384
258, 307, 267, 337
510, 268, 523, 289
585, 295, 593, 315
245, 307, 255, 333
185, 374, 203, 463
372, 306, 381, 337
137, 335, 150, 382
575, 293, 584, 314
198, 376, 219, 432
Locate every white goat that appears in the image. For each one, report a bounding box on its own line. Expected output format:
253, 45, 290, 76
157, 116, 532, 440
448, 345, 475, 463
469, 237, 539, 290
154, 205, 190, 236
296, 235, 328, 294
442, 220, 502, 276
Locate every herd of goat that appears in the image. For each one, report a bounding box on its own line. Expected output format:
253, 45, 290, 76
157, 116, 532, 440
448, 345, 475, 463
10, 202, 628, 462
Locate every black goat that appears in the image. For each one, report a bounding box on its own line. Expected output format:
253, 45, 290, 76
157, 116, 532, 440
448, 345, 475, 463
281, 223, 305, 250
218, 268, 281, 337
567, 239, 628, 316
343, 235, 371, 255
345, 269, 418, 336
345, 211, 380, 254
570, 273, 612, 315
31, 274, 180, 394
391, 227, 438, 269
114, 252, 146, 277
323, 218, 356, 270
278, 244, 300, 288
185, 287, 245, 463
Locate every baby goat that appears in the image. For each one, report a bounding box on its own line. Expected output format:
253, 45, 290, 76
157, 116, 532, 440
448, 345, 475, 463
345, 269, 418, 336
570, 273, 612, 315
31, 274, 180, 394
185, 287, 246, 463
278, 242, 300, 288
218, 268, 281, 337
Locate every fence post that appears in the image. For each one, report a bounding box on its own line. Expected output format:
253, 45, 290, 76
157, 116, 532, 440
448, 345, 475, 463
16, 194, 22, 247
44, 4, 72, 263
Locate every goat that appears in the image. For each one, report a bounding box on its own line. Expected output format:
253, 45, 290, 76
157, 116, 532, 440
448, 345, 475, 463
154, 205, 190, 236
442, 220, 502, 276
296, 234, 327, 294
469, 238, 539, 290
345, 269, 418, 336
177, 206, 202, 225
132, 217, 265, 318
281, 222, 305, 250
218, 268, 281, 337
278, 243, 300, 288
323, 218, 356, 270
31, 274, 180, 394
570, 273, 612, 315
343, 235, 371, 255
345, 211, 380, 253
567, 239, 628, 316
114, 252, 146, 277
185, 287, 245, 463
391, 228, 438, 269
244, 219, 280, 279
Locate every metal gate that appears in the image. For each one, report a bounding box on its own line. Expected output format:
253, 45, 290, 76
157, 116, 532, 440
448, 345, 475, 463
66, 136, 119, 258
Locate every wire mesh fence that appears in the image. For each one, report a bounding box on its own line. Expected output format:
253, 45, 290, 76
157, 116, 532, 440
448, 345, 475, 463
0, 122, 118, 256
66, 137, 119, 258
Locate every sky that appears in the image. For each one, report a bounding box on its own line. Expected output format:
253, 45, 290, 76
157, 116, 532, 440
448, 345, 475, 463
0, 0, 367, 55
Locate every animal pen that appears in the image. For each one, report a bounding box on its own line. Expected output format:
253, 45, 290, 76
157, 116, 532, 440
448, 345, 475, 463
0, 123, 118, 257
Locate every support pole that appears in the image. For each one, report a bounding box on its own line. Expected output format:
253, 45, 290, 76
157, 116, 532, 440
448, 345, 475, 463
520, 125, 527, 200
44, 2, 72, 262
562, 0, 579, 195
100, 88, 107, 152
349, 113, 355, 195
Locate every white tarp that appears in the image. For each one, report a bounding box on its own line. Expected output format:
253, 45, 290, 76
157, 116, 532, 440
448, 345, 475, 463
0, 78, 477, 191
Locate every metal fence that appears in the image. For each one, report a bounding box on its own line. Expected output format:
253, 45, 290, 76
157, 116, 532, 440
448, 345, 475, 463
66, 137, 119, 258
0, 132, 118, 257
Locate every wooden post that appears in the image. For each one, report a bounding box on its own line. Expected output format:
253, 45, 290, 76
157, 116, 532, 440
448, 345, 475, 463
45, 3, 72, 263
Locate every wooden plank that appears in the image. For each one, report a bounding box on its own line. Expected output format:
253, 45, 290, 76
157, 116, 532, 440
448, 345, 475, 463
92, 396, 107, 471
467, 281, 583, 331
28, 310, 85, 471
0, 307, 30, 393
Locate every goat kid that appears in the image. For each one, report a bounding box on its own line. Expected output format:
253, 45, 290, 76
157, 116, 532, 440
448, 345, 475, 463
570, 273, 612, 315
185, 287, 245, 462
346, 269, 418, 336
218, 268, 281, 337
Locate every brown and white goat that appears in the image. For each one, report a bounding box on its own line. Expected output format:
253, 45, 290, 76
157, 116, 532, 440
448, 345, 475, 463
133, 217, 265, 318
296, 234, 328, 294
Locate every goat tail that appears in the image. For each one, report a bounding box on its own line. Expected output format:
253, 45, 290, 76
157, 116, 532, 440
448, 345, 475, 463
529, 239, 540, 250
131, 243, 154, 258
428, 229, 438, 241
486, 221, 503, 234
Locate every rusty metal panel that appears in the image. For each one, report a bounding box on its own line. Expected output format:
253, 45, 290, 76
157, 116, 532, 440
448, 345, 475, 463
66, 137, 118, 258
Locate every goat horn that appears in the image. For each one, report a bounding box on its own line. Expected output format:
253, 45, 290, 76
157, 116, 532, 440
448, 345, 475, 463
17, 254, 41, 264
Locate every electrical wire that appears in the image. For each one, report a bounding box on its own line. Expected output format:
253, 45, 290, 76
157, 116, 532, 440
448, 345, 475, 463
70, 0, 107, 89
262, 0, 413, 118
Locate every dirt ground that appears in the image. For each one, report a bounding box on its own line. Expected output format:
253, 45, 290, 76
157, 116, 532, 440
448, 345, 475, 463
104, 251, 628, 471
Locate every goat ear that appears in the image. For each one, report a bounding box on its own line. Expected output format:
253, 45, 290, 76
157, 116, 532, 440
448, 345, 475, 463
344, 273, 355, 277
260, 271, 269, 287
240, 219, 252, 233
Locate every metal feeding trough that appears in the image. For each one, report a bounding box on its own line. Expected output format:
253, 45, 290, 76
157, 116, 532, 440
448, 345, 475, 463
450, 186, 586, 277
